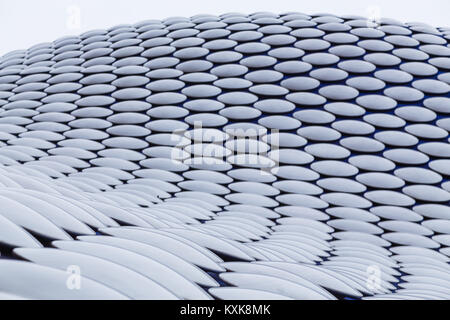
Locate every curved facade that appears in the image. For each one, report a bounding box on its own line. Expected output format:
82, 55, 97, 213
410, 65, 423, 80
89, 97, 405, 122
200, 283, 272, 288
0, 12, 449, 300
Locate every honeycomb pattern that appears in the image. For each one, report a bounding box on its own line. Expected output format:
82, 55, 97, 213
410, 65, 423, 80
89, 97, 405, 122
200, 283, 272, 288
0, 12, 449, 300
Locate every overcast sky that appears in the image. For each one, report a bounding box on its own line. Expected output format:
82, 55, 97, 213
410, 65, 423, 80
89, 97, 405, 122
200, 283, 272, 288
0, 0, 449, 57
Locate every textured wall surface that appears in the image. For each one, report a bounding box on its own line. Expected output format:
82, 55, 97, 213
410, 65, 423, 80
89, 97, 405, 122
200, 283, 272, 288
0, 12, 449, 300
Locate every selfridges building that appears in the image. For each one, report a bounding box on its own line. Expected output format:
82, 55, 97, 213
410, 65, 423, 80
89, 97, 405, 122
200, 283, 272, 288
0, 12, 449, 300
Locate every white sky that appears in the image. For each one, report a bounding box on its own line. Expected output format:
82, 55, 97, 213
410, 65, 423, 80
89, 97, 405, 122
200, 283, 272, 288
0, 0, 449, 57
